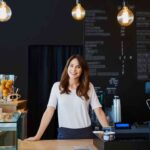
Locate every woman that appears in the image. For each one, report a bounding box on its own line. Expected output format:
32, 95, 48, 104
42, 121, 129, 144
26, 55, 109, 140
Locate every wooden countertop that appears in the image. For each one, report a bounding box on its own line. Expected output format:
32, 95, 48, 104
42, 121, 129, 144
19, 139, 98, 150
0, 100, 27, 113
0, 100, 27, 106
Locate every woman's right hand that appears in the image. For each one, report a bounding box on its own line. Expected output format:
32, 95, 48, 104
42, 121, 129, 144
24, 136, 40, 141
24, 107, 55, 142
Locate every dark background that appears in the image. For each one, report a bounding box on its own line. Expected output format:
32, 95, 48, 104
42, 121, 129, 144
0, 0, 83, 98
0, 0, 150, 139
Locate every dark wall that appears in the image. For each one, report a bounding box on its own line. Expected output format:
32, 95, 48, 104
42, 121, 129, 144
83, 0, 150, 123
0, 0, 83, 98
1, 0, 150, 124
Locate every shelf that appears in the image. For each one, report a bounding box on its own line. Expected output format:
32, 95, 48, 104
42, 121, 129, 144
0, 146, 16, 150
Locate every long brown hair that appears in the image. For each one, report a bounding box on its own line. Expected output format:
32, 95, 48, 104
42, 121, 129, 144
59, 55, 90, 100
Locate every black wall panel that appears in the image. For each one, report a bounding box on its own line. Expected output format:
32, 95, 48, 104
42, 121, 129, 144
0, 0, 149, 124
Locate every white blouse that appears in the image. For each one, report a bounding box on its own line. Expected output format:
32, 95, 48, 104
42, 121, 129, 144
47, 82, 101, 129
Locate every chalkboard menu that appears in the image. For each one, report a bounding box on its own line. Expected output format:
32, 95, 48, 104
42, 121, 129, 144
84, 0, 150, 123
84, 0, 135, 96
136, 11, 150, 80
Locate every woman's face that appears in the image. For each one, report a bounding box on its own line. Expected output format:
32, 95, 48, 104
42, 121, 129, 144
67, 58, 82, 80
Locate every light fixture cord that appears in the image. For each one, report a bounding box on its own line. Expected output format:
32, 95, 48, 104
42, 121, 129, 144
76, 0, 79, 4
123, 1, 126, 7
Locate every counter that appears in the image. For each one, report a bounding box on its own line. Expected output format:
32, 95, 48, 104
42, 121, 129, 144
19, 139, 98, 150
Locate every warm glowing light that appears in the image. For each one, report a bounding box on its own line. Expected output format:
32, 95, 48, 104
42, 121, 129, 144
71, 3, 86, 21
117, 6, 134, 26
0, 1, 12, 22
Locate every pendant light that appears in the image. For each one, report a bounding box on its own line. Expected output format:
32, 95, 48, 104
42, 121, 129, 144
117, 1, 134, 27
0, 0, 12, 22
71, 0, 86, 21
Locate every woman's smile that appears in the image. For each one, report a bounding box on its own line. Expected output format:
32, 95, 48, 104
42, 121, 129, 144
68, 58, 82, 80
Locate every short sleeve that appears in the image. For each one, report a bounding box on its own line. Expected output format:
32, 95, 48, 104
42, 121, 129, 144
89, 83, 102, 110
47, 82, 59, 108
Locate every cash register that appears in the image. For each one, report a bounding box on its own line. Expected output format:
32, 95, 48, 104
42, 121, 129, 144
93, 122, 150, 150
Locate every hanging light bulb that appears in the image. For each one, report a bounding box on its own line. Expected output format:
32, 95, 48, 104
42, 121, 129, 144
71, 0, 86, 21
117, 1, 134, 27
0, 0, 12, 22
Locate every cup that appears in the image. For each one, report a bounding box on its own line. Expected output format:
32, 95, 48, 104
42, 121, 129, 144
103, 131, 115, 141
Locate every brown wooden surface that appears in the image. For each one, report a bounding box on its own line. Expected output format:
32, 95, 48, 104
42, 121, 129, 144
0, 100, 27, 112
19, 139, 98, 150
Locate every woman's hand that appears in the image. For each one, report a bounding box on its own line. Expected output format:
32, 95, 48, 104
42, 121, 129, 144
24, 107, 55, 142
24, 136, 40, 141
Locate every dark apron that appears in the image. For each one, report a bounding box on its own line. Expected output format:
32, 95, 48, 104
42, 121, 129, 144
57, 126, 94, 139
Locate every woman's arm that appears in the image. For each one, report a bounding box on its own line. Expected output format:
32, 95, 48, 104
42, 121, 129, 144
25, 106, 55, 141
94, 107, 109, 127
